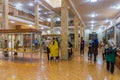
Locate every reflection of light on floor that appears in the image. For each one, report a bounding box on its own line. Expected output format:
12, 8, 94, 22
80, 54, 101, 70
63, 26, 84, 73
104, 77, 107, 80
12, 74, 16, 80
97, 55, 103, 65
37, 76, 41, 80
41, 65, 45, 70
88, 75, 92, 80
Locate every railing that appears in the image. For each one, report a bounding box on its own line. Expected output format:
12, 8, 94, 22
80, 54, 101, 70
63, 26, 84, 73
9, 5, 35, 21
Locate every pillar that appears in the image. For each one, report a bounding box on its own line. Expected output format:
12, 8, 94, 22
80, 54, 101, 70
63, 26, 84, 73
80, 23, 83, 39
61, 0, 68, 60
74, 16, 79, 51
50, 14, 54, 34
2, 0, 9, 29
34, 4, 39, 29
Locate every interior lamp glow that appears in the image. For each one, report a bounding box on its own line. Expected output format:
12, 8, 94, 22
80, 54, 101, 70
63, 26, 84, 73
15, 3, 23, 9
28, 3, 34, 6
47, 18, 51, 22
90, 20, 96, 23
90, 0, 98, 3
29, 24, 33, 27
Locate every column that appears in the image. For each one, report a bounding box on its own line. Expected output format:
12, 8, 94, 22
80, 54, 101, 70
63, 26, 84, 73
2, 0, 9, 29
50, 14, 54, 34
34, 4, 39, 29
61, 0, 68, 60
74, 16, 79, 51
80, 23, 83, 39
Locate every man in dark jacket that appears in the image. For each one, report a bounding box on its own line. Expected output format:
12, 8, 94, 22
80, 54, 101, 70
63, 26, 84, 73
92, 39, 99, 62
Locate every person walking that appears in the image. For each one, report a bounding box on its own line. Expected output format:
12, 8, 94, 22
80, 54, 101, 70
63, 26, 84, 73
80, 37, 85, 56
45, 38, 51, 60
105, 40, 117, 74
92, 38, 99, 62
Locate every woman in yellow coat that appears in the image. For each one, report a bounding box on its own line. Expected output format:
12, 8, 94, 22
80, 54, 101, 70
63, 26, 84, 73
49, 38, 59, 61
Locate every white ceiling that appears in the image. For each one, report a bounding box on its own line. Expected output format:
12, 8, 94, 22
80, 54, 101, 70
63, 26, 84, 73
9, 0, 120, 30
71, 0, 120, 29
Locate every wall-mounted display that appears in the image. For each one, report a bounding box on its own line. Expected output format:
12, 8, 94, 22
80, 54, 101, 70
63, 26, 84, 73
116, 23, 120, 49
105, 26, 115, 40
89, 32, 97, 40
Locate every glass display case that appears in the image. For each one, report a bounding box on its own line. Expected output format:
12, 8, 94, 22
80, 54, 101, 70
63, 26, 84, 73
0, 29, 42, 58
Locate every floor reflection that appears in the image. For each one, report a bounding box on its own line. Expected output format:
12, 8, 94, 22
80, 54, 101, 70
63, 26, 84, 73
0, 49, 119, 80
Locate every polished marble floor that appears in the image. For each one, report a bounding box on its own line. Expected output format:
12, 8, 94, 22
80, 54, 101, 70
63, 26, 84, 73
0, 48, 120, 80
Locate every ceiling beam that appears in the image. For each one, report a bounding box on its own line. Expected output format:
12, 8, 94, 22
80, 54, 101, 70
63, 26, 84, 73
64, 0, 86, 27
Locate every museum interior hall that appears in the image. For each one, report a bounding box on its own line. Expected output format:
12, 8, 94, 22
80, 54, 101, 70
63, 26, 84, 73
0, 0, 120, 80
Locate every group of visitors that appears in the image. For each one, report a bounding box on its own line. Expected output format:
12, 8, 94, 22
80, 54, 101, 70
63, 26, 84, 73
87, 37, 116, 74
87, 38, 99, 62
80, 37, 117, 74
80, 37, 99, 62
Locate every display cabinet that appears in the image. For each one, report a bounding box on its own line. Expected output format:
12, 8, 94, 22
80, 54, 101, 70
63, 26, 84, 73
0, 29, 42, 59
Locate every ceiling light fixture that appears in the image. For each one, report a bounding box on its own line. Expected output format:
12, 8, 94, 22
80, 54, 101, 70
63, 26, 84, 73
47, 18, 51, 22
90, 0, 98, 3
28, 3, 34, 6
90, 20, 96, 23
91, 14, 96, 17
88, 13, 98, 17
91, 24, 94, 27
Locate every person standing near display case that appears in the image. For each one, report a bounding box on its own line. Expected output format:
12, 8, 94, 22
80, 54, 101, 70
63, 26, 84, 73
45, 38, 51, 60
34, 38, 39, 50
49, 38, 59, 61
3, 40, 8, 57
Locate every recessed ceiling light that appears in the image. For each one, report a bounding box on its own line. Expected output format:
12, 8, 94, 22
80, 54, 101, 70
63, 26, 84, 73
28, 3, 34, 6
91, 24, 94, 27
90, 0, 98, 3
89, 20, 96, 23
88, 13, 98, 17
47, 18, 51, 22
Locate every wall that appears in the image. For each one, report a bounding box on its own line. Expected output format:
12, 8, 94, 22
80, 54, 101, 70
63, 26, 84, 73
84, 29, 104, 45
